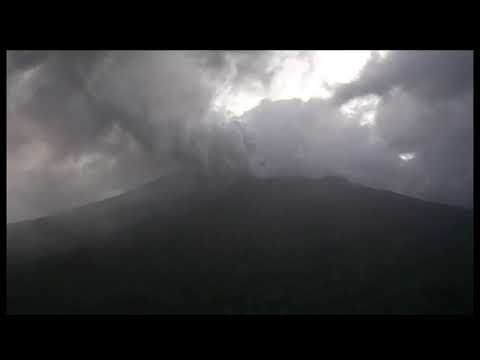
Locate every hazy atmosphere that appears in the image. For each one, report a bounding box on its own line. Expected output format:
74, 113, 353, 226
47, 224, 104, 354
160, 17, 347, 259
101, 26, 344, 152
7, 50, 473, 222
7, 50, 474, 315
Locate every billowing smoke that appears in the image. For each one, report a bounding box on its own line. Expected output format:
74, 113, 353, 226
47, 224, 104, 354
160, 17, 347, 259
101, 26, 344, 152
7, 51, 273, 221
7, 50, 473, 222
238, 50, 472, 207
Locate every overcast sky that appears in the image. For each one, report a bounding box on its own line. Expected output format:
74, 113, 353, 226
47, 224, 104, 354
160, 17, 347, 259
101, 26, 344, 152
6, 50, 473, 222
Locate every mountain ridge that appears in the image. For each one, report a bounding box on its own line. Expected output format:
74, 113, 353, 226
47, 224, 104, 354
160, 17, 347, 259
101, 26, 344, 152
7, 174, 473, 314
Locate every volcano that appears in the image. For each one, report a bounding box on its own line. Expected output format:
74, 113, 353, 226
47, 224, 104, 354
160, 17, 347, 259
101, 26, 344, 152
6, 174, 474, 315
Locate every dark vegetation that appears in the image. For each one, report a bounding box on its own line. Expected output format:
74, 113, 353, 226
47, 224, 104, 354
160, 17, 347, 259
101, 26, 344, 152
7, 175, 473, 314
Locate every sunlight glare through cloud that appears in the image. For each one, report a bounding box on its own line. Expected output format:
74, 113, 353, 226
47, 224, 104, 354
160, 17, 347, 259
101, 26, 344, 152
399, 153, 416, 161
213, 51, 379, 118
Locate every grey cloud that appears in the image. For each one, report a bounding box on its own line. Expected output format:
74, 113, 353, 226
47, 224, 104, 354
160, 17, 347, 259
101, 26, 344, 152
195, 50, 278, 90
242, 98, 401, 186
8, 51, 225, 166
7, 51, 271, 222
241, 92, 471, 207
8, 51, 116, 159
7, 50, 51, 77
6, 50, 473, 222
334, 50, 473, 104
332, 51, 473, 206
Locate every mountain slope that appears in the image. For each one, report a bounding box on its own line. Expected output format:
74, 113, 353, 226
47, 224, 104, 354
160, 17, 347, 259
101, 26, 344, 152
6, 175, 474, 314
